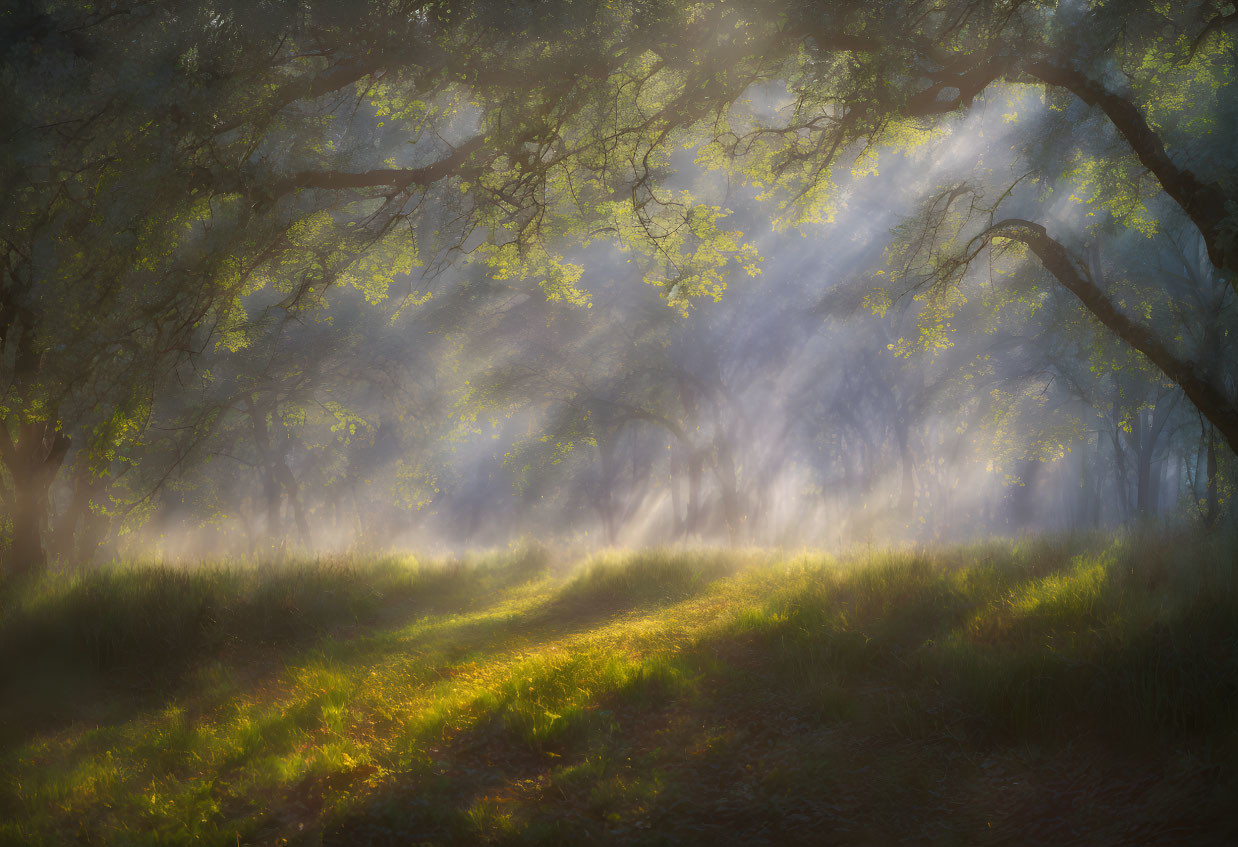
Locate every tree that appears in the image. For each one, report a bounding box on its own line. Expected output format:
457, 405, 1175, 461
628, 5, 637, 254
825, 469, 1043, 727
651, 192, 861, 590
2, 0, 778, 569
617, 0, 1238, 451
6, 0, 1238, 565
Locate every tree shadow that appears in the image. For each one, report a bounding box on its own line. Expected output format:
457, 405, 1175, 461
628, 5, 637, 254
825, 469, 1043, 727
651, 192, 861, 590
0, 550, 739, 843
0, 549, 552, 749
311, 541, 1238, 846
8, 538, 1235, 845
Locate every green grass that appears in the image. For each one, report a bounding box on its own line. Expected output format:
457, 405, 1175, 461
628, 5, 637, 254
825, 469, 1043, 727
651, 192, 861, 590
0, 532, 1235, 845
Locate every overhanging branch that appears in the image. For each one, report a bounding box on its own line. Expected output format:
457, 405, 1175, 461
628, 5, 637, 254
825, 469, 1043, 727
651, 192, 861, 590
204, 135, 486, 202
1026, 61, 1233, 274
980, 218, 1238, 455
271, 135, 484, 196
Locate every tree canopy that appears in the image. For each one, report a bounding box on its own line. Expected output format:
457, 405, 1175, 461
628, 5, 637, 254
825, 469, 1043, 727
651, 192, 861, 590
2, 0, 1236, 567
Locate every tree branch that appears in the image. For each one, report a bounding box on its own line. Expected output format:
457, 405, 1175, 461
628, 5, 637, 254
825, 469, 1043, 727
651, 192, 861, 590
906, 55, 1014, 116
273, 135, 484, 196
981, 218, 1238, 455
1026, 61, 1233, 273
210, 55, 385, 138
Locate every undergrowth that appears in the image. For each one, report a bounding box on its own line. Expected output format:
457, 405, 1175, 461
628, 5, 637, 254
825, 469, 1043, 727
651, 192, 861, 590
0, 531, 1233, 845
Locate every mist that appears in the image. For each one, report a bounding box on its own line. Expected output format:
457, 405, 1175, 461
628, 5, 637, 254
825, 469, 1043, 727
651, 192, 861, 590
103, 85, 1229, 562
5, 3, 1238, 844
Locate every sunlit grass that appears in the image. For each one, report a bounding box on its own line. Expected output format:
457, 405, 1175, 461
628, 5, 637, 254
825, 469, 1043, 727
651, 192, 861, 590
1, 533, 1235, 844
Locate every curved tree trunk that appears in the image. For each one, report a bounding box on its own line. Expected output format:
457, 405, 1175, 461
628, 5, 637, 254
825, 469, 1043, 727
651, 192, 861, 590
1025, 62, 1235, 275
984, 220, 1238, 457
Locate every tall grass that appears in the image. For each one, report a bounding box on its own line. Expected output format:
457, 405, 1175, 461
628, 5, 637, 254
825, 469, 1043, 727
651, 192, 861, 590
0, 532, 1234, 845
554, 547, 747, 610
728, 529, 1238, 739
0, 546, 551, 726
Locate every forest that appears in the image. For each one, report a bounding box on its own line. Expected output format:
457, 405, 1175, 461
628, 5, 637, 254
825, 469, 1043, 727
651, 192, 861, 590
1, 0, 1236, 843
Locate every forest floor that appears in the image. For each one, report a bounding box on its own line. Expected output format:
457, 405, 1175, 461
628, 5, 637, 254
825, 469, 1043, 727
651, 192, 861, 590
0, 532, 1236, 845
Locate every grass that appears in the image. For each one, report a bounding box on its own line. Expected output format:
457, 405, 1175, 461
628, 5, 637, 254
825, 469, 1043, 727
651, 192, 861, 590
0, 532, 1235, 845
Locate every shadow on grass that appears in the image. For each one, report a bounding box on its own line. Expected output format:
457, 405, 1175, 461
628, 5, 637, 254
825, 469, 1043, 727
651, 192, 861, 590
318, 532, 1238, 846
0, 545, 552, 747
320, 648, 706, 846
0, 546, 743, 846
729, 530, 1238, 742
4, 535, 1236, 845
230, 546, 737, 707
551, 549, 738, 614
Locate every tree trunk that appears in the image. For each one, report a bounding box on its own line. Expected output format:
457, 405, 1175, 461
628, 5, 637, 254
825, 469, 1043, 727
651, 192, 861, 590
684, 451, 703, 538
987, 220, 1238, 456
11, 473, 45, 575
1009, 459, 1041, 529
1091, 430, 1104, 527
1134, 411, 1155, 517
238, 500, 257, 556
1078, 433, 1096, 529
669, 446, 683, 539
1205, 431, 1219, 529
51, 456, 107, 565
712, 440, 742, 547
246, 395, 284, 548
895, 419, 915, 517
595, 437, 617, 546
276, 463, 312, 550
271, 418, 310, 551
1, 420, 71, 576
1109, 379, 1134, 522
1135, 396, 1178, 518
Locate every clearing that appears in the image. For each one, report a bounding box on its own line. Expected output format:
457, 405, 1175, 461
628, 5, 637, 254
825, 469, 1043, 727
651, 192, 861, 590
1, 533, 1235, 845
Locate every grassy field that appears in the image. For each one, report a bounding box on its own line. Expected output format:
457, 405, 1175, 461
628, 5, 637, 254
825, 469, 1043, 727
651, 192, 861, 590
0, 532, 1235, 845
